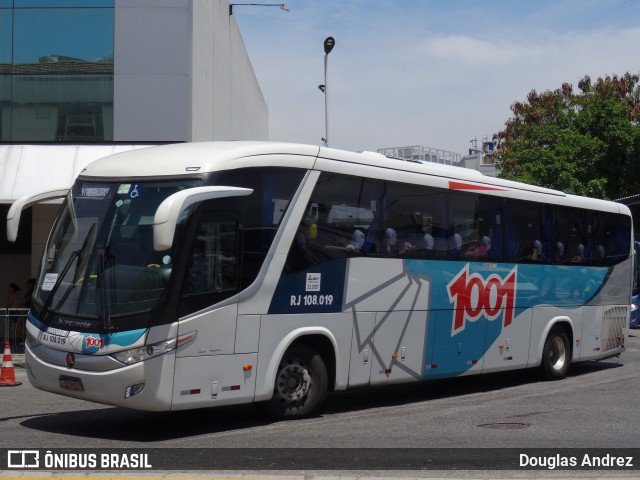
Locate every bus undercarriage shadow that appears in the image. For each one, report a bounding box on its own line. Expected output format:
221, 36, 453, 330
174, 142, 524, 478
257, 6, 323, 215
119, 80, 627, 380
20, 402, 271, 442
19, 359, 622, 442
322, 359, 622, 415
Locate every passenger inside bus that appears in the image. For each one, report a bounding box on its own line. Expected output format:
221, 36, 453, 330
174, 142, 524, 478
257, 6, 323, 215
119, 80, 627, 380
523, 239, 542, 262
382, 228, 398, 255
326, 229, 365, 254
575, 244, 585, 263
567, 242, 584, 263
555, 241, 565, 263
562, 227, 585, 264
451, 233, 463, 259
464, 235, 491, 259
186, 242, 207, 293
419, 233, 435, 257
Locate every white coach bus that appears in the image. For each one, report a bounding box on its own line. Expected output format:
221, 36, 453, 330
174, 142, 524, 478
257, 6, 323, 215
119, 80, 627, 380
6, 142, 632, 418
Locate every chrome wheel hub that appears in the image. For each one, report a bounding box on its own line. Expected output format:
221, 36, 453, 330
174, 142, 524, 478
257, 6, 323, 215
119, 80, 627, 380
276, 360, 312, 404
549, 336, 566, 371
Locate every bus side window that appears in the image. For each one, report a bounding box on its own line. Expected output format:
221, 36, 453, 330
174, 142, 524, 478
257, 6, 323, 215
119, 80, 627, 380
179, 212, 240, 316
186, 241, 208, 294
283, 173, 381, 272
506, 199, 544, 263
452, 191, 503, 261
553, 207, 583, 265
566, 226, 585, 264
384, 180, 448, 259
605, 215, 632, 265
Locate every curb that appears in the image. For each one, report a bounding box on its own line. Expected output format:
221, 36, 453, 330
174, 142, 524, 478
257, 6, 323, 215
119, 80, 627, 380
12, 354, 25, 368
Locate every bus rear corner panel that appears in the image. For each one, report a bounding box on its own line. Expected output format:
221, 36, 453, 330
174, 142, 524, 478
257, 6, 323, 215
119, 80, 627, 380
573, 305, 628, 362
599, 305, 628, 353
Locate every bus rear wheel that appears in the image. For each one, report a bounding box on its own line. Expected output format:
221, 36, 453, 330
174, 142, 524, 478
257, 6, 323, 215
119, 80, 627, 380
540, 327, 570, 380
260, 345, 328, 419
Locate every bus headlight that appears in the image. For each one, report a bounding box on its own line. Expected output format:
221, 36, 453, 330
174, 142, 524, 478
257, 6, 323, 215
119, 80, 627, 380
111, 331, 196, 365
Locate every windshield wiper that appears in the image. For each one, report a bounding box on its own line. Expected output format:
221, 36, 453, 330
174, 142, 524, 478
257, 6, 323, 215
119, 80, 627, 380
40, 223, 97, 322
50, 223, 99, 316
97, 243, 116, 332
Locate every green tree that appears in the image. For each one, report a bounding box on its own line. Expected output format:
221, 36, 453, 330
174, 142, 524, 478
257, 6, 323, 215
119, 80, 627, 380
494, 73, 640, 199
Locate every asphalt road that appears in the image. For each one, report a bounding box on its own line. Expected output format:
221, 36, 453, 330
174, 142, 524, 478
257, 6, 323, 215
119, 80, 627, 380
1, 330, 639, 478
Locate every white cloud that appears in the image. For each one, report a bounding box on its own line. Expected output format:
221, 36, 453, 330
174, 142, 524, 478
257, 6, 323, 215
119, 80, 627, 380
237, 2, 640, 154
420, 35, 524, 65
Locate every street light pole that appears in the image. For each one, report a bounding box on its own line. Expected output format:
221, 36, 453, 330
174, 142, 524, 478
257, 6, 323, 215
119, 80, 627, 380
321, 36, 334, 147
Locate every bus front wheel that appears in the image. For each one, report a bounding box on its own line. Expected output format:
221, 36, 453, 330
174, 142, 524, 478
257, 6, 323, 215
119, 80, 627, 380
259, 345, 328, 419
540, 327, 570, 380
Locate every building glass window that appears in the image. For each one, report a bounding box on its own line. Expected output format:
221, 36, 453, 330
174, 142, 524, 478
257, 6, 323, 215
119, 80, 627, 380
15, 1, 113, 6
0, 9, 11, 64
0, 9, 11, 139
1, 3, 113, 141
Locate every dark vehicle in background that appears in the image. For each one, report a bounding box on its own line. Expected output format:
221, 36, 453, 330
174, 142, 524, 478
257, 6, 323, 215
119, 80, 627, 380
631, 241, 640, 328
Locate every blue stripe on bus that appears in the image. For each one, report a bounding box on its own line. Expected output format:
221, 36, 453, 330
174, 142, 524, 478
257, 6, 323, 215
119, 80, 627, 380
403, 260, 610, 309
404, 260, 610, 378
269, 258, 611, 378
270, 259, 610, 315
27, 312, 147, 354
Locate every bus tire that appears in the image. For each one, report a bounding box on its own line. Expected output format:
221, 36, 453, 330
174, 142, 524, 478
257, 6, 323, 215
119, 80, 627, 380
540, 327, 570, 380
259, 345, 328, 419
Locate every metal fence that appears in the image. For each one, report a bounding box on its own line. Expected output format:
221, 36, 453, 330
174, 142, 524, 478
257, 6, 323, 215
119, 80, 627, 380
377, 145, 463, 165
1, 308, 28, 354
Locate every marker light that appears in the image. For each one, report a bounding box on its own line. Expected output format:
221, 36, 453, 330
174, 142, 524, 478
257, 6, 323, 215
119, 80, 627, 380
124, 383, 145, 398
111, 331, 197, 365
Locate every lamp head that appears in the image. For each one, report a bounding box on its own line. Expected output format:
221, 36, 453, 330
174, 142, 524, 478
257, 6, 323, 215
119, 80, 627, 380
324, 37, 335, 55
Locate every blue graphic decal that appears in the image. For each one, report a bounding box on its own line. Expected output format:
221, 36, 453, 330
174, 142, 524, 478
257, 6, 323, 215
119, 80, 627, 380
404, 260, 610, 310
270, 257, 612, 379
80, 329, 147, 354
27, 312, 147, 355
405, 260, 610, 378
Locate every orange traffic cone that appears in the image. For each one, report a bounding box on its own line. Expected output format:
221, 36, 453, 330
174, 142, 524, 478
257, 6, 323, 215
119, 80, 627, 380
0, 341, 22, 387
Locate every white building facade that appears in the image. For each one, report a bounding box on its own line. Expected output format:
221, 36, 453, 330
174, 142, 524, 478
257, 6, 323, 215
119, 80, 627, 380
0, 0, 268, 300
377, 142, 499, 178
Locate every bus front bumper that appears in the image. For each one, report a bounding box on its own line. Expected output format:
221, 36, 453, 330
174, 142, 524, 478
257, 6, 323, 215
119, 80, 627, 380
25, 343, 176, 411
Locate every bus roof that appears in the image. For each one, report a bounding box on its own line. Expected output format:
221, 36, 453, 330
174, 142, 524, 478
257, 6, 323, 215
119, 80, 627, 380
77, 141, 627, 214
79, 140, 552, 190
79, 141, 321, 178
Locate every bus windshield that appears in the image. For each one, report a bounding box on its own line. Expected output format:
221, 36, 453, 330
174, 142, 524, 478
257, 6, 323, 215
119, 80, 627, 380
33, 180, 200, 322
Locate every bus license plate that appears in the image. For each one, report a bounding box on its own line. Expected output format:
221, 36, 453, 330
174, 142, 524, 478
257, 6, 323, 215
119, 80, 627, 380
59, 375, 84, 391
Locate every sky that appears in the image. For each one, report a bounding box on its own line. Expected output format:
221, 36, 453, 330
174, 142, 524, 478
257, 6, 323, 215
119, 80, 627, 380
233, 0, 640, 155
